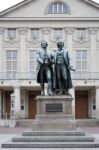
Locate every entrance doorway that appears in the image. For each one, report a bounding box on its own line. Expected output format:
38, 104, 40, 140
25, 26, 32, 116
5, 91, 12, 118
75, 90, 88, 119
29, 91, 40, 119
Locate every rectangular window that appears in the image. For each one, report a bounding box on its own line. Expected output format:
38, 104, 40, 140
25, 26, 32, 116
31, 28, 39, 39
8, 28, 16, 39
30, 50, 37, 72
76, 28, 86, 40
54, 28, 62, 40
76, 50, 87, 73
6, 50, 17, 73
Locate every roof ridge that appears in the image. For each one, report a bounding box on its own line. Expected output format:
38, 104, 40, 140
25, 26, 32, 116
0, 0, 33, 17
83, 0, 99, 8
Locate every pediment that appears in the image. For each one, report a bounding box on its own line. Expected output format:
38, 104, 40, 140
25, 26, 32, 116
0, 0, 99, 18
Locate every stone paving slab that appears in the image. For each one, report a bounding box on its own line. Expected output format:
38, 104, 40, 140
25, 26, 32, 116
0, 127, 29, 134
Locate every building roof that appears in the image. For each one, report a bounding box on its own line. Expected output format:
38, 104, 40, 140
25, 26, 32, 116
83, 0, 99, 7
0, 0, 98, 18
0, 0, 33, 16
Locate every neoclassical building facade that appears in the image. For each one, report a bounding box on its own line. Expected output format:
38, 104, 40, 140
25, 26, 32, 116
0, 0, 99, 119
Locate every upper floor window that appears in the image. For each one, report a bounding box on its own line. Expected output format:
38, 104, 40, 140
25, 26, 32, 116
30, 50, 37, 72
48, 1, 70, 14
8, 28, 16, 39
76, 28, 86, 40
73, 28, 89, 42
6, 50, 17, 73
76, 50, 87, 73
31, 28, 40, 40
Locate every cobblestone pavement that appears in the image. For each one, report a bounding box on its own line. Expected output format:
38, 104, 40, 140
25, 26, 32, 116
0, 126, 99, 150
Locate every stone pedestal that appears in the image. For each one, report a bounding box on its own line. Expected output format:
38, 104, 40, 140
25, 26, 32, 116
33, 95, 76, 130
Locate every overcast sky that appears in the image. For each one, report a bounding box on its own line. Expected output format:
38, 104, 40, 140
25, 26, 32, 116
0, 0, 99, 12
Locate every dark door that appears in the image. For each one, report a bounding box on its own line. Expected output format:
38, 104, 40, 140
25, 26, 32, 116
29, 95, 36, 119
29, 91, 40, 119
5, 91, 12, 118
75, 91, 88, 119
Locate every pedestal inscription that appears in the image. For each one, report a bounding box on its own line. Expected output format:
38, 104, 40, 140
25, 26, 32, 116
46, 103, 62, 112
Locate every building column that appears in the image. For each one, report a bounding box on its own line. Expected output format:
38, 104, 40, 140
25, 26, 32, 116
66, 28, 75, 67
0, 28, 4, 72
96, 87, 99, 119
89, 28, 97, 72
70, 88, 75, 118
42, 28, 50, 49
14, 86, 21, 118
66, 28, 74, 51
19, 28, 27, 72
0, 90, 2, 118
2, 91, 5, 118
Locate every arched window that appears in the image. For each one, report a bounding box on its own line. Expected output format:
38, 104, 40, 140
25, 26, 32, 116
48, 1, 70, 14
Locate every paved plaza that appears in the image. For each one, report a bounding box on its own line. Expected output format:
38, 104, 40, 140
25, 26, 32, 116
0, 126, 99, 150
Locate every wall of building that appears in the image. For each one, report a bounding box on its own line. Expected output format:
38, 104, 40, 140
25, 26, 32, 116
0, 0, 99, 119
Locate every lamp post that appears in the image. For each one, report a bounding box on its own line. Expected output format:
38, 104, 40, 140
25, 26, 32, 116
10, 93, 15, 119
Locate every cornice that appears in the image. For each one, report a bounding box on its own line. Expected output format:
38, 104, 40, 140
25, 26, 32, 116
0, 17, 99, 21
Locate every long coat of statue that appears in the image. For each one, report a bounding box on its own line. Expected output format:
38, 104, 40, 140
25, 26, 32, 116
36, 49, 54, 84
54, 48, 73, 91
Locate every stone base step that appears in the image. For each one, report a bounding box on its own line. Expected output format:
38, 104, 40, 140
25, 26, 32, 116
2, 129, 99, 149
76, 119, 99, 127
12, 136, 94, 142
22, 130, 85, 136
32, 120, 76, 130
16, 119, 99, 127
2, 142, 99, 148
16, 119, 33, 127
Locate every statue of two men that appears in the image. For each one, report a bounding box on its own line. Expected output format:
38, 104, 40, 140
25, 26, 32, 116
36, 40, 74, 96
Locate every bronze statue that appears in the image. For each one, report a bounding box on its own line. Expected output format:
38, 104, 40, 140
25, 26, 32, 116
54, 41, 73, 95
36, 41, 54, 95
